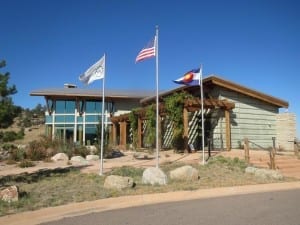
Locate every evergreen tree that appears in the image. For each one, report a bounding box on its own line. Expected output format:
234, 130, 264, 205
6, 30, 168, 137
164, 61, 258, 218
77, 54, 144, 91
0, 60, 19, 128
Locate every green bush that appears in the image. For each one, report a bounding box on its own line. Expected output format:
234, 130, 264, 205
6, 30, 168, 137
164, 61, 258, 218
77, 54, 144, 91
2, 131, 18, 142
26, 140, 47, 161
19, 160, 35, 168
110, 166, 144, 178
208, 155, 247, 171
1, 143, 17, 151
9, 148, 26, 161
73, 145, 89, 157
0, 129, 24, 142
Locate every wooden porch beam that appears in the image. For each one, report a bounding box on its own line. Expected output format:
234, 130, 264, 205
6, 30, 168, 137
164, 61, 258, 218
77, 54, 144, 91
225, 109, 231, 151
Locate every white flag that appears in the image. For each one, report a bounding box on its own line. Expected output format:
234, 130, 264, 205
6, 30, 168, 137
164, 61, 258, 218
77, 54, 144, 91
79, 55, 105, 85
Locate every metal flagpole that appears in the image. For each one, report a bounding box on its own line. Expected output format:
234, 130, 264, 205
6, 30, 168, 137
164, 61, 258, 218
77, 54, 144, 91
100, 54, 106, 175
155, 25, 159, 168
200, 65, 205, 165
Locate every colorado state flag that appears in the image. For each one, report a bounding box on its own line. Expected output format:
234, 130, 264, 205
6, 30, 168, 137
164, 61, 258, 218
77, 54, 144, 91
173, 68, 201, 86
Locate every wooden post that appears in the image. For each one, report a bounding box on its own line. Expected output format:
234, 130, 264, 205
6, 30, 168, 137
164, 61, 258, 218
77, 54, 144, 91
137, 117, 142, 148
183, 107, 189, 153
120, 121, 127, 148
111, 123, 117, 146
269, 137, 276, 170
244, 138, 250, 163
294, 138, 299, 157
225, 109, 231, 151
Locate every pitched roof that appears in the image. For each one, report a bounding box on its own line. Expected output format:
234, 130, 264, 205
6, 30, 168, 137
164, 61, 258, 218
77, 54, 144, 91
205, 75, 288, 108
140, 75, 288, 108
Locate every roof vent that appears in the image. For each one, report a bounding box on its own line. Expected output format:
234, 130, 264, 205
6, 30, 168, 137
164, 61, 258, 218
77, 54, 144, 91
64, 83, 77, 88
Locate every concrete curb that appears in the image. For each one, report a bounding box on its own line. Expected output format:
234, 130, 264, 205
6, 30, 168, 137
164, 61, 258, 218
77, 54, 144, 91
1, 181, 300, 225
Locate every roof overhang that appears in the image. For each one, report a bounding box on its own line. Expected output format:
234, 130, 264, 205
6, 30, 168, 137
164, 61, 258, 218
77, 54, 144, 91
30, 88, 153, 101
204, 75, 289, 108
140, 75, 289, 108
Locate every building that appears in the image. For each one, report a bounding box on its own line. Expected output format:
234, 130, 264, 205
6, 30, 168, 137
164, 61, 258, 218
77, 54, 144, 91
30, 86, 154, 145
31, 75, 295, 151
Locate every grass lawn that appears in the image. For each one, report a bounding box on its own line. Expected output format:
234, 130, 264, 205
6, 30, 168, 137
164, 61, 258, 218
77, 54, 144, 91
0, 155, 297, 216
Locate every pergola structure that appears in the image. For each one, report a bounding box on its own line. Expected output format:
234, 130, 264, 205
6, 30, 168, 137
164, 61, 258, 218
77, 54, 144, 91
110, 97, 235, 152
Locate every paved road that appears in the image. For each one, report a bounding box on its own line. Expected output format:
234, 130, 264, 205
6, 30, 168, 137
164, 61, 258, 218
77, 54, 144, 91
40, 189, 300, 225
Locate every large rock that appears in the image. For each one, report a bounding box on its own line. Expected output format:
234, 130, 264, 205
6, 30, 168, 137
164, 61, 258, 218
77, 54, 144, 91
245, 166, 258, 174
0, 185, 19, 203
142, 167, 167, 185
170, 165, 199, 181
51, 153, 69, 162
86, 155, 99, 161
245, 166, 283, 180
104, 175, 134, 190
70, 156, 89, 166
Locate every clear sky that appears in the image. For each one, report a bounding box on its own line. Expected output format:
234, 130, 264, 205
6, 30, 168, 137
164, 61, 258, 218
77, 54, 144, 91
1, 0, 299, 137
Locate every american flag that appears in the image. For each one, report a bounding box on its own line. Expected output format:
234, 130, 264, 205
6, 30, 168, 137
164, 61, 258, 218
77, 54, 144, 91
135, 37, 156, 62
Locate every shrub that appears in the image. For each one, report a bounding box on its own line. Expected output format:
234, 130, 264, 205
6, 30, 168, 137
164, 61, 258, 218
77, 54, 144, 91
9, 148, 26, 161
73, 145, 89, 157
1, 143, 17, 151
19, 160, 35, 168
26, 140, 47, 161
2, 131, 18, 142
110, 166, 144, 178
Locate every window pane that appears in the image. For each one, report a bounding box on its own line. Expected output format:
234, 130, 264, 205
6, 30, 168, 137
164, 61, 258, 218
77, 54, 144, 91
86, 115, 99, 122
95, 101, 101, 112
55, 116, 65, 123
66, 100, 75, 113
77, 116, 83, 123
86, 101, 95, 113
55, 100, 65, 113
65, 115, 75, 123
45, 115, 52, 123
86, 100, 102, 113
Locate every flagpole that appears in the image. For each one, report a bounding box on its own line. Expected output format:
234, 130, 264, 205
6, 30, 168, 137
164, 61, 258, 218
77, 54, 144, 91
155, 26, 159, 168
100, 54, 106, 175
200, 65, 205, 165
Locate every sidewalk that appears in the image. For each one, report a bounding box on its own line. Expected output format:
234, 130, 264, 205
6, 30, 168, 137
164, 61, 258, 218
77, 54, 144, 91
1, 181, 300, 225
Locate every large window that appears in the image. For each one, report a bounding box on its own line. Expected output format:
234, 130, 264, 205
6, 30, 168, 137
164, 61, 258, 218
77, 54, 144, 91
86, 100, 101, 113
55, 100, 76, 114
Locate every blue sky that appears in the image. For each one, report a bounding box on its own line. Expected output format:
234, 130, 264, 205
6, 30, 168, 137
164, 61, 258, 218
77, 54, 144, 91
1, 0, 299, 137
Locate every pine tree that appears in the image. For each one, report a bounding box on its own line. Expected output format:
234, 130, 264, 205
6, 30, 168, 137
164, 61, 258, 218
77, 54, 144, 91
0, 60, 19, 128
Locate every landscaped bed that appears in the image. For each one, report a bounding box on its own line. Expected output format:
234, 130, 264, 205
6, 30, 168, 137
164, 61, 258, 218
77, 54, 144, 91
0, 155, 297, 217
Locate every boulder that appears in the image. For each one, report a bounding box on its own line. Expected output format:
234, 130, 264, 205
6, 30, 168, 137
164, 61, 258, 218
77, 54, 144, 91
86, 155, 99, 161
170, 165, 199, 181
142, 167, 167, 185
70, 156, 89, 166
245, 166, 258, 174
0, 185, 19, 203
104, 175, 134, 190
245, 166, 283, 180
254, 168, 283, 180
51, 153, 69, 162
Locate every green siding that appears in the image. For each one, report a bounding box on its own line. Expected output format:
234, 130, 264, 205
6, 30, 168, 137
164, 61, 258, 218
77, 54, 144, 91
213, 87, 278, 149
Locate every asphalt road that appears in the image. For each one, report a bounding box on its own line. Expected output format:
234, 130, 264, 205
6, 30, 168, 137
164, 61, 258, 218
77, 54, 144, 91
40, 189, 300, 225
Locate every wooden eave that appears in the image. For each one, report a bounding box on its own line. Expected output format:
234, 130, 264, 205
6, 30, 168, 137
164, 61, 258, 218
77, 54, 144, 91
185, 98, 235, 112
204, 76, 289, 108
